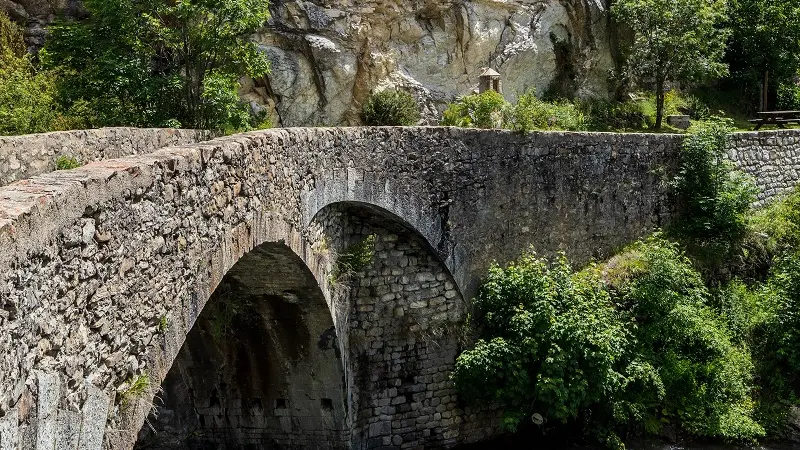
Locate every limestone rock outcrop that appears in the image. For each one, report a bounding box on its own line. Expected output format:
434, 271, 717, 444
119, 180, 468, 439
2, 0, 617, 126
248, 0, 616, 126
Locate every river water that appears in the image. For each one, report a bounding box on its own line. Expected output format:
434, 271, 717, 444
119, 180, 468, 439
455, 433, 797, 450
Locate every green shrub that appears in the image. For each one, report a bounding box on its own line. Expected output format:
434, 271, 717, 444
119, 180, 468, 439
678, 93, 712, 121
766, 253, 800, 375
361, 90, 420, 126
606, 237, 763, 442
453, 252, 630, 431
669, 118, 758, 264
710, 280, 770, 345
455, 236, 765, 444
754, 187, 800, 251
579, 98, 649, 131
441, 90, 508, 129
504, 90, 586, 132
331, 234, 376, 283
119, 373, 150, 407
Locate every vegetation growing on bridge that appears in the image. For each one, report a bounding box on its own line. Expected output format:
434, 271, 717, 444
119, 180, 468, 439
454, 120, 800, 447
55, 155, 81, 170
330, 234, 377, 285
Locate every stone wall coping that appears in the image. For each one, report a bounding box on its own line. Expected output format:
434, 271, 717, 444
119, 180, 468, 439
0, 127, 213, 186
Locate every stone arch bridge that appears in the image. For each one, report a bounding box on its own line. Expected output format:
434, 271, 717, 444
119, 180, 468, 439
0, 127, 798, 450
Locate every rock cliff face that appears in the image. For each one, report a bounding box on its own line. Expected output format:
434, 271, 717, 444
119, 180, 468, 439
1, 0, 84, 50
249, 0, 616, 125
3, 0, 617, 126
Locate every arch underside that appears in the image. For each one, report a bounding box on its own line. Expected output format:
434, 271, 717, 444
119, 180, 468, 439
136, 242, 348, 449
133, 202, 501, 449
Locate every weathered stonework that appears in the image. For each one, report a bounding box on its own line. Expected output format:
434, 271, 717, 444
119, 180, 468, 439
0, 127, 799, 449
728, 130, 800, 204
0, 127, 213, 186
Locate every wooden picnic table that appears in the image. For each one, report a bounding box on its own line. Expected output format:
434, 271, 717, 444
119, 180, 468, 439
749, 110, 800, 130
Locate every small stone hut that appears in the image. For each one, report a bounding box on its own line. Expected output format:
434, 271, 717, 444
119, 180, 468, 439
478, 68, 502, 94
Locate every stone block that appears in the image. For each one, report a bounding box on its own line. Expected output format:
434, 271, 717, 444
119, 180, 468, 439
78, 383, 109, 450
0, 408, 19, 450
35, 372, 60, 450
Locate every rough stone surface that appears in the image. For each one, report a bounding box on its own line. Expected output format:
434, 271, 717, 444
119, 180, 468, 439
246, 0, 617, 126
3, 0, 617, 126
0, 127, 799, 449
0, 128, 213, 186
728, 130, 800, 205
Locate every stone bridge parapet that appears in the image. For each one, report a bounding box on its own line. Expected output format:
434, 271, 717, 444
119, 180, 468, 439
0, 128, 214, 186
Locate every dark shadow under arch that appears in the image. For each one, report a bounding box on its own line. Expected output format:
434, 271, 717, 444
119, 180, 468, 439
135, 242, 347, 449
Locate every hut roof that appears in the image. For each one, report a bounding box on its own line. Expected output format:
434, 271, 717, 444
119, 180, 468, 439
479, 67, 501, 77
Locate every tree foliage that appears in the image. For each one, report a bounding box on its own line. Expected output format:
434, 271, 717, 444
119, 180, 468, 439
41, 0, 270, 131
669, 118, 757, 263
454, 237, 765, 446
726, 0, 800, 107
612, 0, 729, 128
0, 11, 62, 135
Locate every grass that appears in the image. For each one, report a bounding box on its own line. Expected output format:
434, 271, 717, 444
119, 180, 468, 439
119, 373, 150, 407
55, 155, 81, 170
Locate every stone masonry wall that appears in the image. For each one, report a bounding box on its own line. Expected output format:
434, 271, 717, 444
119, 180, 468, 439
319, 204, 502, 449
0, 128, 800, 449
729, 130, 800, 204
0, 128, 213, 186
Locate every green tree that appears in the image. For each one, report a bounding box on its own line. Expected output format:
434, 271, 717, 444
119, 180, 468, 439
726, 0, 800, 110
612, 0, 729, 128
0, 11, 61, 135
42, 0, 270, 131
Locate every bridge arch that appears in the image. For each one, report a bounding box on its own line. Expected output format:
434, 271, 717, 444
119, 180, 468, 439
129, 199, 479, 449
135, 240, 348, 449
2, 126, 712, 449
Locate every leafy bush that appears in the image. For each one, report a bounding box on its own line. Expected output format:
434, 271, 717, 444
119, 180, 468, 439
677, 93, 712, 121
331, 234, 376, 283
606, 237, 763, 442
746, 187, 800, 270
361, 90, 420, 126
669, 118, 757, 264
453, 252, 630, 432
766, 253, 800, 376
505, 90, 586, 132
579, 98, 650, 131
441, 90, 508, 129
455, 236, 765, 445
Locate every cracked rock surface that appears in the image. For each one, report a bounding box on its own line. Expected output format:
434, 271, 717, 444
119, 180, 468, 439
3, 0, 616, 126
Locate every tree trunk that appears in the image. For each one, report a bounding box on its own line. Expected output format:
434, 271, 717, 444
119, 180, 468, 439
655, 79, 665, 129
762, 71, 770, 111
